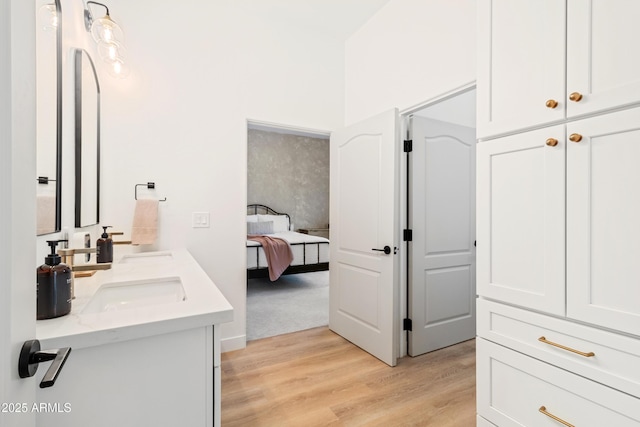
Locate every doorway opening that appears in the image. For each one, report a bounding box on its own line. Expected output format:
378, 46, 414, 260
246, 121, 331, 341
403, 86, 477, 357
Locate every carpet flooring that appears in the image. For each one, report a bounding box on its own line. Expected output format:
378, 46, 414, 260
246, 270, 329, 341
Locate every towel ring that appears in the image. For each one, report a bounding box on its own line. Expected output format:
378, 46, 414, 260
134, 182, 166, 202
37, 176, 56, 185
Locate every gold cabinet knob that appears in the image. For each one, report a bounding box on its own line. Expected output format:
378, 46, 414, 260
569, 133, 583, 142
545, 99, 559, 109
546, 138, 559, 147
569, 92, 583, 102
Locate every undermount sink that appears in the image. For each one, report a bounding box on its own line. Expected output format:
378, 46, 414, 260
82, 277, 186, 314
119, 252, 174, 264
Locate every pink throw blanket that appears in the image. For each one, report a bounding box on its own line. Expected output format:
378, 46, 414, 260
248, 235, 294, 281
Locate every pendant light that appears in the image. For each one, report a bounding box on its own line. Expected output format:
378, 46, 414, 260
84, 1, 129, 78
38, 3, 59, 31
84, 1, 123, 44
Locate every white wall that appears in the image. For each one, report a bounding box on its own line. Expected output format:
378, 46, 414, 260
414, 88, 476, 128
345, 0, 477, 124
89, 0, 351, 350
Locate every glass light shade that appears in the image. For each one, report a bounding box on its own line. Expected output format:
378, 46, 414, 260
38, 3, 58, 31
90, 14, 124, 44
106, 58, 130, 79
98, 40, 126, 64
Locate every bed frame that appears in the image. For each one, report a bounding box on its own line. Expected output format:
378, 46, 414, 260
247, 204, 329, 279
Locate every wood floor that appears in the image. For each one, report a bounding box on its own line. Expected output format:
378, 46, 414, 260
221, 326, 476, 426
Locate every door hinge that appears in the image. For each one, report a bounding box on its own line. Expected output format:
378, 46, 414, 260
403, 229, 413, 242
403, 318, 413, 331
404, 139, 413, 153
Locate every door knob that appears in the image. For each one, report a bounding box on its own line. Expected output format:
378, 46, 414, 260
545, 99, 558, 109
569, 92, 583, 102
569, 133, 583, 143
546, 138, 559, 147
372, 246, 392, 255
19, 339, 71, 388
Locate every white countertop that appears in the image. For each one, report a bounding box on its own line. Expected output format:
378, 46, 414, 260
36, 249, 233, 350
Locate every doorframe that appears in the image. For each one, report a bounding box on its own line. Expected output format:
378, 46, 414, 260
244, 118, 331, 344
1, 0, 38, 422
397, 81, 476, 357
243, 79, 477, 355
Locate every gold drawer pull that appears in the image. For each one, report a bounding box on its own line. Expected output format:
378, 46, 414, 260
539, 336, 595, 357
539, 406, 575, 427
546, 99, 559, 109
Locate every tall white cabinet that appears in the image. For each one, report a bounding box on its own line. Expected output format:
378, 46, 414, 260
476, 1, 640, 426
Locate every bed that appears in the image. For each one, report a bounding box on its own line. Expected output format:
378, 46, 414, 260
246, 204, 329, 279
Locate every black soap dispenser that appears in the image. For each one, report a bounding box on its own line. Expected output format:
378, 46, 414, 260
37, 240, 72, 320
96, 226, 113, 263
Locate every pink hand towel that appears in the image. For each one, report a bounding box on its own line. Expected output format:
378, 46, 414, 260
131, 199, 159, 245
36, 194, 56, 235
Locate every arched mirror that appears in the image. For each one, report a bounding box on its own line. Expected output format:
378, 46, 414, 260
35, 0, 62, 235
74, 49, 100, 228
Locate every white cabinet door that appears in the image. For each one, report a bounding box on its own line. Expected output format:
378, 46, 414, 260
567, 108, 640, 336
477, 126, 565, 315
567, 0, 640, 118
477, 0, 566, 139
35, 328, 213, 427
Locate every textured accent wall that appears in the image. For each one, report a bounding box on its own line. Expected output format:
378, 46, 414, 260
247, 129, 329, 231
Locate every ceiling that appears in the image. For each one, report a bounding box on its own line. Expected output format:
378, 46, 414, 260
239, 0, 393, 40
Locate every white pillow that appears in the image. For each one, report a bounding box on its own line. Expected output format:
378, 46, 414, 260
247, 221, 274, 235
257, 214, 289, 232
247, 215, 259, 223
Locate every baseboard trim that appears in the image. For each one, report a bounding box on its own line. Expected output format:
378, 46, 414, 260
221, 335, 246, 353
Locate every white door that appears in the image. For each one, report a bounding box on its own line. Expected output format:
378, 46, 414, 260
476, 125, 566, 316
1, 1, 37, 425
329, 109, 400, 367
567, 107, 640, 337
409, 117, 476, 356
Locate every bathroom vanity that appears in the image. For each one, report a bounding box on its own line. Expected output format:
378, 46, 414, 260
34, 249, 233, 427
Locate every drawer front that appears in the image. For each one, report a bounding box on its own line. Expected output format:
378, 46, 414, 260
477, 338, 640, 426
478, 299, 640, 397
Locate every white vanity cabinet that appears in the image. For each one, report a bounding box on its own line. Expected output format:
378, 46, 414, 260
33, 249, 232, 427
477, 0, 640, 139
36, 325, 218, 427
476, 2, 640, 426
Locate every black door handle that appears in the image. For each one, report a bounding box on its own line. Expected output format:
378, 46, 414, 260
372, 246, 392, 255
19, 339, 71, 388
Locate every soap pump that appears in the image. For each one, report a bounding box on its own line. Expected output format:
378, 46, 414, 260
96, 226, 113, 263
37, 240, 72, 320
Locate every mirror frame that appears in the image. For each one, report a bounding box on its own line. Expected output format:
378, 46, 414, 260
36, 0, 63, 234
74, 48, 101, 228
54, 0, 62, 232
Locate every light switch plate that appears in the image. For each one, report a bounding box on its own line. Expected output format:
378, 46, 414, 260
192, 212, 210, 228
